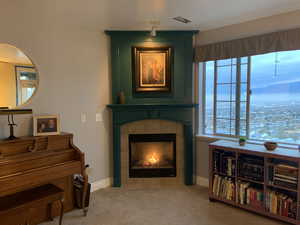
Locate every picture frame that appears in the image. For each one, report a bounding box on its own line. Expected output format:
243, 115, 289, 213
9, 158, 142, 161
33, 115, 61, 136
132, 46, 172, 93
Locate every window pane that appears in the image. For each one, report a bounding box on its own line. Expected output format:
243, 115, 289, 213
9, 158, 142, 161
216, 102, 231, 119
240, 119, 247, 137
217, 58, 237, 66
216, 119, 235, 136
204, 61, 214, 134
230, 119, 236, 135
240, 83, 247, 102
240, 102, 247, 120
217, 65, 236, 84
241, 64, 248, 83
20, 72, 36, 80
250, 50, 300, 144
216, 119, 231, 135
217, 84, 231, 101
231, 85, 236, 101
241, 57, 248, 64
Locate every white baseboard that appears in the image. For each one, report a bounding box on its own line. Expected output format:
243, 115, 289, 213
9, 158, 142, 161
91, 177, 208, 191
91, 177, 112, 192
196, 176, 209, 187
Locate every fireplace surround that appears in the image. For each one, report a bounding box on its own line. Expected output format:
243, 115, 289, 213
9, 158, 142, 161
107, 104, 196, 187
120, 119, 184, 185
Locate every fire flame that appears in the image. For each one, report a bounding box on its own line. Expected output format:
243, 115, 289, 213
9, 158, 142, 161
148, 154, 158, 164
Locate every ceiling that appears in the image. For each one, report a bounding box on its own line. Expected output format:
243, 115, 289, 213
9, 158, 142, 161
2, 0, 300, 33
53, 0, 300, 31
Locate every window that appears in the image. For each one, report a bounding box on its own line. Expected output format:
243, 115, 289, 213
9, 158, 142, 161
15, 66, 38, 105
201, 50, 300, 144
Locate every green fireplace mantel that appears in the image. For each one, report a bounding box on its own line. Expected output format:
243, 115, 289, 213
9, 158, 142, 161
107, 103, 198, 187
106, 30, 198, 187
107, 103, 197, 125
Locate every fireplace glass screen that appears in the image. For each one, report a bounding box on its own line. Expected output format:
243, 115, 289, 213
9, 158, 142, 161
129, 134, 176, 178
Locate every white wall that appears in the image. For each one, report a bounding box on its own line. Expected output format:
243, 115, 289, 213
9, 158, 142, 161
0, 1, 111, 182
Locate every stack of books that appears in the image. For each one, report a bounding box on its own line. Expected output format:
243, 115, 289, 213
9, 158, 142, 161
212, 175, 235, 201
237, 181, 264, 208
238, 156, 264, 181
213, 151, 236, 176
269, 164, 298, 190
266, 191, 297, 219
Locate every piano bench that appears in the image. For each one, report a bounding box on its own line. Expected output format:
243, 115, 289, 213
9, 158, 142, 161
0, 184, 64, 225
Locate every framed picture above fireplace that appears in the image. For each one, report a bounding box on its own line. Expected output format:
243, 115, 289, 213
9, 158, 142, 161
132, 46, 172, 93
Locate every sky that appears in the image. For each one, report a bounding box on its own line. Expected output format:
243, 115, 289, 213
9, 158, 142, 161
205, 49, 300, 92
251, 50, 300, 89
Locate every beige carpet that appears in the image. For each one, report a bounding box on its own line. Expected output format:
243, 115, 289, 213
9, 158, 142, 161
41, 185, 284, 225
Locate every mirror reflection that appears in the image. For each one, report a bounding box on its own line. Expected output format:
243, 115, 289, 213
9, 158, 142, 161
0, 44, 38, 108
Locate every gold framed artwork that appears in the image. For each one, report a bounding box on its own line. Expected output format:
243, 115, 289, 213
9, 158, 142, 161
132, 46, 172, 92
33, 115, 61, 136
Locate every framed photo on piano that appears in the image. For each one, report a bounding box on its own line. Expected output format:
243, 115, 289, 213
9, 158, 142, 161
33, 115, 61, 136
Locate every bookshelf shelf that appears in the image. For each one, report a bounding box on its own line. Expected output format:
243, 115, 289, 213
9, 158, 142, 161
210, 194, 298, 224
264, 211, 298, 224
267, 184, 298, 193
209, 195, 236, 206
237, 177, 264, 185
209, 140, 300, 225
213, 171, 235, 179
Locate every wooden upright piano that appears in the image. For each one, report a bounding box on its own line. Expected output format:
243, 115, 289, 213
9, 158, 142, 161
0, 133, 88, 225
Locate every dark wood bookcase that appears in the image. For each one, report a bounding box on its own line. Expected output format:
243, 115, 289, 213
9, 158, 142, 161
209, 140, 300, 225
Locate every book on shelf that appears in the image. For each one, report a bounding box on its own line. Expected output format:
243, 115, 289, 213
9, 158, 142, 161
266, 190, 297, 219
213, 151, 235, 176
269, 164, 298, 190
212, 175, 235, 201
213, 151, 220, 172
238, 160, 264, 182
273, 180, 297, 190
274, 173, 297, 181
237, 181, 264, 208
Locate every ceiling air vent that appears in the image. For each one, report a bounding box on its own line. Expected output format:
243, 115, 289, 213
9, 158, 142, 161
173, 16, 191, 24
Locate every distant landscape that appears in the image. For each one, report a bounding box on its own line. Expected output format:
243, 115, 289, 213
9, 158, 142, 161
252, 81, 300, 95
204, 50, 300, 144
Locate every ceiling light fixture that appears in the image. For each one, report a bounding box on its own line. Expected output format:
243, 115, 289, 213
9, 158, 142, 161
173, 16, 191, 24
149, 20, 160, 37
150, 26, 157, 37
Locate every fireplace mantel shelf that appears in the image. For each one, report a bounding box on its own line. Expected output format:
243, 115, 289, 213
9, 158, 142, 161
107, 103, 198, 110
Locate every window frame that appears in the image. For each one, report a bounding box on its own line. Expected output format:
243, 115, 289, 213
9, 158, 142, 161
199, 52, 300, 147
201, 56, 251, 138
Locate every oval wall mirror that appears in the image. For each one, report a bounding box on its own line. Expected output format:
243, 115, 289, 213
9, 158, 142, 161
0, 43, 38, 109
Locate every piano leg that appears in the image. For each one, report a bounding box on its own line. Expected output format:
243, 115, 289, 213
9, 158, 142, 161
47, 203, 53, 221
59, 199, 64, 225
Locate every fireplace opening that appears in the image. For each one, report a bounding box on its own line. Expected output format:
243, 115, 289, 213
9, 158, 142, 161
129, 134, 176, 178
